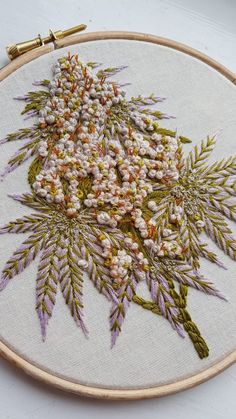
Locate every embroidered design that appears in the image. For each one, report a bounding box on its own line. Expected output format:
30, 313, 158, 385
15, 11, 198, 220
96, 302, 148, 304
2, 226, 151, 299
0, 53, 235, 359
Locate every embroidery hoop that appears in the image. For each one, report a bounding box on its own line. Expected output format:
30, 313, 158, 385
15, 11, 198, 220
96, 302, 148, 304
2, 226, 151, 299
0, 31, 235, 400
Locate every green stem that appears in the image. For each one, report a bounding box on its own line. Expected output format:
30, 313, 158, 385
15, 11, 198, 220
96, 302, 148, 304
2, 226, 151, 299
132, 294, 161, 315
177, 284, 209, 359
132, 286, 209, 359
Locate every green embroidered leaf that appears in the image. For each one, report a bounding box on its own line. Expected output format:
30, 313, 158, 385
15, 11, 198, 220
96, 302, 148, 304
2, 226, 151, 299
2, 128, 33, 144
130, 93, 163, 106
21, 90, 50, 115
186, 136, 216, 172
0, 214, 48, 234
97, 66, 127, 79
57, 238, 88, 335
179, 136, 192, 144
28, 157, 43, 187
203, 155, 236, 178
199, 243, 226, 269
80, 243, 117, 301
86, 61, 101, 69
180, 216, 201, 269
110, 274, 138, 347
147, 269, 185, 337
9, 193, 59, 213
36, 238, 60, 339
0, 231, 47, 291
203, 209, 236, 260
2, 139, 40, 178
154, 127, 176, 137
171, 262, 225, 299
208, 197, 236, 221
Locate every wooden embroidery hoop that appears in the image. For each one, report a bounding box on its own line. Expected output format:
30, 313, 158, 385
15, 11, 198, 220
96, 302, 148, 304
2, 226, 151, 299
0, 31, 235, 400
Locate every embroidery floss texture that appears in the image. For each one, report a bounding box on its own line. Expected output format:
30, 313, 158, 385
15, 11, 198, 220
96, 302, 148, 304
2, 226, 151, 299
0, 53, 236, 359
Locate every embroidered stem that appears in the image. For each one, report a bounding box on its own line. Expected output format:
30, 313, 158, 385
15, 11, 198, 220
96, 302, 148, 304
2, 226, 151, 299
132, 294, 161, 315
177, 284, 209, 359
132, 287, 209, 359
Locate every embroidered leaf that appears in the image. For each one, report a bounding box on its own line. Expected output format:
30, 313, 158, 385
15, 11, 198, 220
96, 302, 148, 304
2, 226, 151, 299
1, 139, 39, 179
208, 197, 236, 221
36, 238, 60, 339
28, 157, 44, 187
207, 178, 236, 197
87, 61, 102, 69
130, 94, 165, 106
179, 216, 200, 269
179, 136, 192, 144
147, 270, 185, 337
97, 66, 127, 79
21, 90, 50, 115
9, 193, 58, 213
198, 242, 226, 269
0, 127, 33, 145
186, 136, 216, 172
203, 209, 236, 260
171, 262, 226, 299
0, 231, 46, 291
110, 274, 138, 347
134, 282, 209, 359
80, 244, 117, 302
132, 294, 162, 315
0, 214, 48, 234
203, 155, 236, 178
148, 196, 172, 224
57, 238, 88, 335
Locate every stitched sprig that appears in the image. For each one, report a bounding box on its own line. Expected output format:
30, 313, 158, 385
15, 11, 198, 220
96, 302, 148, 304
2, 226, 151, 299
1, 52, 236, 360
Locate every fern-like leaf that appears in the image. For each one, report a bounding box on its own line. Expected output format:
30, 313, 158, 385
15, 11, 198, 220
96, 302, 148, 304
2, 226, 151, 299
208, 197, 236, 222
110, 274, 138, 347
1, 139, 39, 179
0, 127, 34, 145
80, 243, 117, 302
0, 214, 48, 234
186, 136, 216, 172
9, 193, 58, 213
97, 66, 127, 79
57, 238, 88, 335
203, 155, 236, 178
199, 242, 226, 269
20, 90, 50, 115
28, 157, 44, 187
147, 271, 185, 337
0, 231, 46, 291
203, 209, 236, 260
179, 215, 200, 269
171, 262, 226, 299
36, 237, 60, 339
129, 94, 165, 107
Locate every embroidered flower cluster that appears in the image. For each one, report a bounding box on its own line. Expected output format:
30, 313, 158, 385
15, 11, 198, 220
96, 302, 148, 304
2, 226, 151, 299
1, 53, 236, 359
31, 55, 179, 234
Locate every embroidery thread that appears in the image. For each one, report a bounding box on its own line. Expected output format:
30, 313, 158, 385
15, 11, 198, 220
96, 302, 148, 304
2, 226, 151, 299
1, 53, 236, 359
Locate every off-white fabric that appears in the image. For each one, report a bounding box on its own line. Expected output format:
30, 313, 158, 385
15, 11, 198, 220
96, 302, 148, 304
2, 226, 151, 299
0, 40, 236, 389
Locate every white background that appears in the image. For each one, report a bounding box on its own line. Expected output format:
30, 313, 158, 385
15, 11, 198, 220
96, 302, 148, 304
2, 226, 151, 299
0, 0, 236, 418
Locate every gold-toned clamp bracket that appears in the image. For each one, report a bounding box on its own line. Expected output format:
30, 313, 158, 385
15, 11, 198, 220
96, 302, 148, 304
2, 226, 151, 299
6, 24, 87, 60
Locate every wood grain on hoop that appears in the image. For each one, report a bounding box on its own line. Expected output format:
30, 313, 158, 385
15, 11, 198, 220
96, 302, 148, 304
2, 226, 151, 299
0, 31, 235, 399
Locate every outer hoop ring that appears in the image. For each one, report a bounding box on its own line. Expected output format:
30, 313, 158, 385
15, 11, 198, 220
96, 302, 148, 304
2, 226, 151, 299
0, 31, 235, 400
